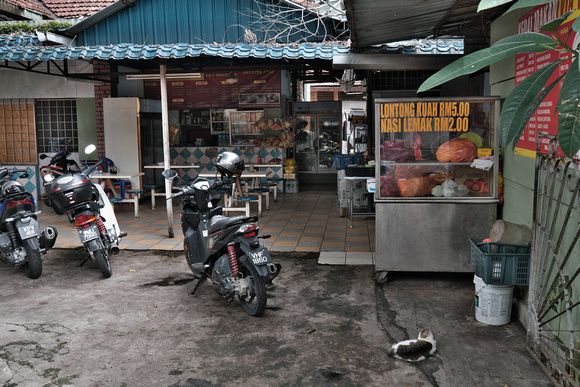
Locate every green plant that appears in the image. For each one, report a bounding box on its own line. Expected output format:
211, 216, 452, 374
0, 21, 73, 35
418, 0, 580, 159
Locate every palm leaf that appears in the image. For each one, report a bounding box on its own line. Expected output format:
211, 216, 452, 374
418, 33, 555, 93
499, 60, 561, 147
540, 10, 575, 32
557, 58, 580, 158
572, 16, 580, 32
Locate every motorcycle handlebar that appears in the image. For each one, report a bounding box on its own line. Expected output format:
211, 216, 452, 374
83, 160, 103, 176
168, 179, 222, 200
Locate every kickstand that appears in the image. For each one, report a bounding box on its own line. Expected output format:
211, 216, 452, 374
79, 258, 88, 267
190, 274, 206, 296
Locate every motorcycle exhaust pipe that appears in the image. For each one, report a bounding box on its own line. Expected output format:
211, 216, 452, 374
39, 226, 58, 250
109, 243, 120, 255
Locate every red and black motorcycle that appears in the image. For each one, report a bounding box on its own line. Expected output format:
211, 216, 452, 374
0, 167, 58, 278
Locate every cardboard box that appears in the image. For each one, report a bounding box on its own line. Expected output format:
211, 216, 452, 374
454, 165, 489, 186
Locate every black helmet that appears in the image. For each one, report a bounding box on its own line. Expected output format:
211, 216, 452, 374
215, 151, 244, 178
1, 180, 27, 199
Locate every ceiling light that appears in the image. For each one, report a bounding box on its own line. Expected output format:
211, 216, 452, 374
225, 73, 239, 84
126, 73, 202, 80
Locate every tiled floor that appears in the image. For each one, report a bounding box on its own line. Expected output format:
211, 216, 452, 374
37, 186, 375, 265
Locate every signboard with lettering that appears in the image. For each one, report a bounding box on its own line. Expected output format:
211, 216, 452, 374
143, 70, 281, 110
515, 1, 580, 158
379, 101, 472, 134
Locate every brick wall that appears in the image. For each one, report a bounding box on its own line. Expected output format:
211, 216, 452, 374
92, 60, 118, 158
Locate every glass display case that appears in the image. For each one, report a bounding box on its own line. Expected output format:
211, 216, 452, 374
373, 97, 501, 276
229, 110, 264, 146
376, 98, 499, 201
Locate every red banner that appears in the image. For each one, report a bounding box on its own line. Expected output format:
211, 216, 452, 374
515, 1, 580, 158
143, 69, 281, 109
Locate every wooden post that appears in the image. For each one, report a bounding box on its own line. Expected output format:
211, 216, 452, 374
160, 63, 174, 238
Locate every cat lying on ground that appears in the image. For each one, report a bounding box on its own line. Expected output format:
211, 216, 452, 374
387, 328, 437, 362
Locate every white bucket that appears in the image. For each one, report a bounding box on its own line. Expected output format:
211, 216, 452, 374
474, 275, 514, 326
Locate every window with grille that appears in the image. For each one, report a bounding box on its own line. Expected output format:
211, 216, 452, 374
35, 99, 78, 153
0, 99, 37, 164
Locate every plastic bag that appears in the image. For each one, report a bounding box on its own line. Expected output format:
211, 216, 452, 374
397, 176, 437, 197
436, 138, 477, 162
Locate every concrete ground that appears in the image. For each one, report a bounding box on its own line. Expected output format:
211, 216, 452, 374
0, 249, 551, 387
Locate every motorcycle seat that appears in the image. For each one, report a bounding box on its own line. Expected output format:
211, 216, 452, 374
208, 215, 258, 234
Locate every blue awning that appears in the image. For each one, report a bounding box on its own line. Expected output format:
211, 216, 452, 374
0, 36, 351, 62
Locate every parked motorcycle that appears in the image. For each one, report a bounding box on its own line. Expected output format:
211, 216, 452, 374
319, 139, 340, 168
0, 167, 58, 278
40, 145, 124, 278
163, 151, 281, 317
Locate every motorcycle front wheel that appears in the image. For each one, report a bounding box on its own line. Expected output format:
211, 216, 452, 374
22, 239, 42, 279
94, 248, 112, 278
238, 257, 267, 317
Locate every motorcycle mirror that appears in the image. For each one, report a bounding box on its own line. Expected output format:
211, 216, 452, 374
85, 144, 96, 155
39, 154, 49, 160
19, 172, 29, 179
162, 169, 178, 180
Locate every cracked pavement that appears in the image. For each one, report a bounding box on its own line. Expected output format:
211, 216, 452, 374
0, 249, 551, 386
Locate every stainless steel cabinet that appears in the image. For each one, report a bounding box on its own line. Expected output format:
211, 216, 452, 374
373, 97, 501, 274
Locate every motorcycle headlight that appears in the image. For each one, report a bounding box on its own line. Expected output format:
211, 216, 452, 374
43, 174, 55, 183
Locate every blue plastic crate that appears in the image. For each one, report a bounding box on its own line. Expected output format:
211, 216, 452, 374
334, 154, 362, 170
470, 238, 531, 286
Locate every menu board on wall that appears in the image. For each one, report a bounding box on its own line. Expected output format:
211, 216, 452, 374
143, 69, 281, 110
515, 1, 579, 158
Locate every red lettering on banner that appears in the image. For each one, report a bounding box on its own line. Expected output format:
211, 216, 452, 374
515, 1, 576, 157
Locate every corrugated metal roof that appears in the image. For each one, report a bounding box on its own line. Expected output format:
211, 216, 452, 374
0, 36, 350, 61
69, 0, 335, 46
373, 39, 463, 55
343, 0, 508, 51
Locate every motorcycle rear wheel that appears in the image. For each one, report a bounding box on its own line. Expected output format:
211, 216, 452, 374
22, 239, 42, 279
94, 248, 112, 278
238, 257, 267, 317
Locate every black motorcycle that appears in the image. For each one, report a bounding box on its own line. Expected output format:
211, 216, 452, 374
162, 168, 281, 317
319, 139, 340, 168
40, 145, 124, 278
0, 167, 58, 278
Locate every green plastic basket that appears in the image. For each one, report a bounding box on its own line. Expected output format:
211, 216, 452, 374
470, 238, 531, 286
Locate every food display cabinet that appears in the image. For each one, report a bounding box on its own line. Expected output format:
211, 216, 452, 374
373, 97, 501, 278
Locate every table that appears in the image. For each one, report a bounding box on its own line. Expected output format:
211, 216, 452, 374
144, 164, 200, 170
198, 171, 271, 216
89, 171, 145, 217
198, 170, 270, 190
144, 164, 200, 182
144, 165, 201, 209
344, 176, 375, 228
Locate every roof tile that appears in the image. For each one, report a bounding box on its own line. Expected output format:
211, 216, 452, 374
39, 0, 116, 19
4, 0, 53, 17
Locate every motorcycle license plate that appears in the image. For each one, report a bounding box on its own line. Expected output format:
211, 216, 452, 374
248, 247, 271, 266
17, 222, 40, 239
78, 224, 100, 243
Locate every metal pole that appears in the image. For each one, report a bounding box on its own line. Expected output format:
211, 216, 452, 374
160, 63, 174, 238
